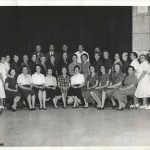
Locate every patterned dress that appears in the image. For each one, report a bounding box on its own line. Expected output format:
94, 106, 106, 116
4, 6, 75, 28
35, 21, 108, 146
81, 61, 90, 84
106, 71, 125, 98
94, 73, 109, 99
113, 73, 138, 103
83, 73, 99, 103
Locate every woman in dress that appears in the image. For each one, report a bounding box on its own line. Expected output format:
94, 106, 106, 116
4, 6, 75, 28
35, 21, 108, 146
122, 52, 130, 75
57, 51, 70, 75
113, 66, 138, 110
20, 55, 31, 74
0, 72, 5, 108
95, 65, 109, 109
40, 55, 47, 76
68, 54, 81, 76
5, 69, 21, 111
130, 52, 139, 77
10, 55, 21, 77
92, 52, 103, 74
135, 54, 150, 109
32, 65, 46, 110
45, 68, 57, 107
102, 51, 113, 75
81, 53, 90, 101
17, 66, 36, 110
46, 55, 58, 78
0, 56, 8, 82
68, 65, 85, 108
81, 53, 90, 84
4, 55, 10, 74
29, 54, 37, 75
105, 63, 125, 108
54, 67, 71, 109
112, 53, 122, 72
83, 65, 101, 108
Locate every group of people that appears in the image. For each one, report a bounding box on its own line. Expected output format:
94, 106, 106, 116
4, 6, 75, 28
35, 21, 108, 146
0, 43, 150, 112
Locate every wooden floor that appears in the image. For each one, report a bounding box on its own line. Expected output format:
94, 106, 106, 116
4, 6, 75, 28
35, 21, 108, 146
0, 105, 150, 146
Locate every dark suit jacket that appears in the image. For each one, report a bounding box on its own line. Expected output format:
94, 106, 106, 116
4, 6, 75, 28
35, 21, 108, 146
45, 51, 59, 64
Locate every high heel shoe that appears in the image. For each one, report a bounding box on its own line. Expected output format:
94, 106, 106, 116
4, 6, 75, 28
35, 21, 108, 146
76, 105, 79, 108
97, 107, 104, 110
28, 107, 33, 111
112, 105, 116, 109
63, 106, 67, 109
11, 108, 16, 112
83, 106, 88, 108
116, 108, 124, 111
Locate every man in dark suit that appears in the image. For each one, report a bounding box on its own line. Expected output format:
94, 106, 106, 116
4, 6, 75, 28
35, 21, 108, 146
45, 44, 59, 64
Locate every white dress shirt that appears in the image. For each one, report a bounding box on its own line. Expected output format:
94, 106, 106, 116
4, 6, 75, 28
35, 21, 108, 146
32, 73, 46, 85
74, 51, 89, 63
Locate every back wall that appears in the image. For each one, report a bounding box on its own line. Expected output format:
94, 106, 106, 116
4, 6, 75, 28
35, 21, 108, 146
0, 6, 132, 58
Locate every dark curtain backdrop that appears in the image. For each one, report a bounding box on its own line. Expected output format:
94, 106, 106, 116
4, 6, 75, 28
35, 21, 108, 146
0, 6, 132, 58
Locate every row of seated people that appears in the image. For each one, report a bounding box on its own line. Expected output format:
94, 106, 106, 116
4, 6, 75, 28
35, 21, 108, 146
0, 59, 149, 112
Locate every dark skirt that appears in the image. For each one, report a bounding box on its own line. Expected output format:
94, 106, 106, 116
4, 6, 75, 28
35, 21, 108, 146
55, 87, 62, 96
19, 85, 35, 99
6, 90, 21, 99
45, 87, 56, 99
33, 85, 45, 97
67, 86, 82, 97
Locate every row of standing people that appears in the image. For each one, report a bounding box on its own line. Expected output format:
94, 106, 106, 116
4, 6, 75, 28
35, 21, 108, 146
0, 46, 138, 80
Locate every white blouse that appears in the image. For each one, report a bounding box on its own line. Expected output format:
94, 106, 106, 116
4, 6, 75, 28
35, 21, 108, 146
0, 63, 8, 81
45, 75, 57, 87
17, 73, 32, 85
71, 73, 85, 85
32, 73, 45, 85
4, 61, 10, 73
130, 59, 139, 71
